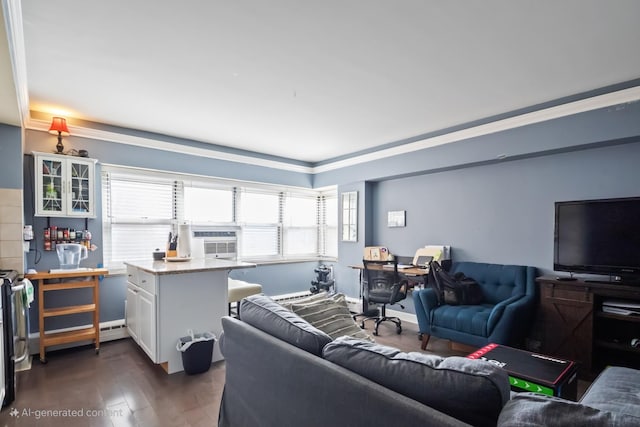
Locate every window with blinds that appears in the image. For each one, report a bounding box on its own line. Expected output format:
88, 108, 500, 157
183, 184, 235, 224
321, 194, 338, 257
283, 194, 318, 256
102, 171, 175, 267
102, 166, 337, 269
238, 190, 281, 258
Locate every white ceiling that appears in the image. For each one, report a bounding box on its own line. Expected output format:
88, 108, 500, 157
13, 1, 640, 163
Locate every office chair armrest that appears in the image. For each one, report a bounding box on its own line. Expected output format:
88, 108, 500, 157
389, 279, 409, 303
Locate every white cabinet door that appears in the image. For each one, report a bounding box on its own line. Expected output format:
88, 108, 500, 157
34, 152, 97, 217
138, 288, 157, 362
66, 158, 95, 217
125, 284, 139, 342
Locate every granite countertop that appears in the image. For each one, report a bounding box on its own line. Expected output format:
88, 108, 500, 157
124, 258, 256, 275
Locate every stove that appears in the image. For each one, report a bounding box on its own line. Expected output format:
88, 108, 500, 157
1, 269, 22, 408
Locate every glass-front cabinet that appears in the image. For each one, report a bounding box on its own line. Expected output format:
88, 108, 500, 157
34, 152, 97, 217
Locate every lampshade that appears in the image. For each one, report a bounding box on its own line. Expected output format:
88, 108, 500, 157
48, 117, 70, 136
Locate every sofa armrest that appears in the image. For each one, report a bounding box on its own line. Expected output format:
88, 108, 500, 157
498, 393, 640, 427
413, 288, 439, 333
580, 366, 640, 418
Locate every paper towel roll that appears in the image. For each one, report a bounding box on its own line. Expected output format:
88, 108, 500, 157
177, 223, 192, 258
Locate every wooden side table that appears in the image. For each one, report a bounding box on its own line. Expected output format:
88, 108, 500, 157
26, 268, 107, 363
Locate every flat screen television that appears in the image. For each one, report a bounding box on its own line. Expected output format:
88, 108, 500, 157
554, 197, 640, 281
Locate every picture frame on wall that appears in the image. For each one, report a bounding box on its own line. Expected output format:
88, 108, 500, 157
387, 210, 406, 227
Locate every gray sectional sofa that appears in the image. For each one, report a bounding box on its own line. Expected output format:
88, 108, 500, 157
218, 294, 640, 427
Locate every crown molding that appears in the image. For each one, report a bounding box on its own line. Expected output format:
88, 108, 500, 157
26, 84, 640, 176
2, 0, 30, 126
25, 116, 314, 174
9, 0, 639, 176
312, 85, 640, 174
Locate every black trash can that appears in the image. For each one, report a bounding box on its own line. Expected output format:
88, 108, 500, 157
177, 331, 217, 375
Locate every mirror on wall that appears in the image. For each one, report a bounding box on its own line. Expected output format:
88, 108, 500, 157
341, 191, 358, 242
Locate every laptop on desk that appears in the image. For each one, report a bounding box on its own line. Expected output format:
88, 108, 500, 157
413, 255, 433, 268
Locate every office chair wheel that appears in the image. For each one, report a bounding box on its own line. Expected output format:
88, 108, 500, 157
396, 325, 402, 334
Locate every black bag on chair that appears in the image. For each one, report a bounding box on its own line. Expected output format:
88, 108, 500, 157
429, 261, 484, 305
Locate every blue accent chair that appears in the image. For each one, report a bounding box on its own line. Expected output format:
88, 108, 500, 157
413, 262, 538, 350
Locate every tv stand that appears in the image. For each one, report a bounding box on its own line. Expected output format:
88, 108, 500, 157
537, 276, 640, 379
584, 277, 640, 286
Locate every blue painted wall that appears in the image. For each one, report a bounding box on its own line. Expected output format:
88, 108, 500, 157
20, 95, 640, 328
22, 129, 317, 332
371, 141, 640, 316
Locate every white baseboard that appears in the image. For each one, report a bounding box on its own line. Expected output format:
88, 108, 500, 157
28, 319, 129, 355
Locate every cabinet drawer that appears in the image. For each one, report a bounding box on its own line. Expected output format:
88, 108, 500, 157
138, 270, 157, 295
126, 266, 139, 285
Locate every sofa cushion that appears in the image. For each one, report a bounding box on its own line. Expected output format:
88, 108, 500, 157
291, 293, 373, 342
239, 294, 332, 356
497, 393, 640, 427
322, 336, 509, 427
432, 304, 494, 337
451, 262, 530, 304
579, 366, 640, 418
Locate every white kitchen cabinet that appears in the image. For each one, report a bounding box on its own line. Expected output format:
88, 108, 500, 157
125, 284, 139, 342
34, 152, 97, 217
138, 288, 156, 359
124, 259, 255, 374
125, 266, 157, 362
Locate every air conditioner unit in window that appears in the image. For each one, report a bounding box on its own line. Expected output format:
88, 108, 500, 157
191, 228, 238, 260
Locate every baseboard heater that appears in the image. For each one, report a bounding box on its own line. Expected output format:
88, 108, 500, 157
28, 319, 128, 355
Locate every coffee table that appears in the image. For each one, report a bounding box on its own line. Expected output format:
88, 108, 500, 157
468, 343, 578, 400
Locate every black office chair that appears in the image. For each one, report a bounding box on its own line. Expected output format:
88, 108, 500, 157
360, 259, 408, 336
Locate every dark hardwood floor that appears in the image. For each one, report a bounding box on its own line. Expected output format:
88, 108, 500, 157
1, 320, 586, 426
2, 321, 457, 427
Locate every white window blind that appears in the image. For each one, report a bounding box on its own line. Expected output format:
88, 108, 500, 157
183, 185, 234, 224
239, 190, 280, 258
322, 194, 338, 257
102, 171, 174, 268
284, 194, 318, 256
102, 165, 338, 266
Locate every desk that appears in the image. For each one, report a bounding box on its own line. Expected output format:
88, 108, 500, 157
26, 268, 108, 363
349, 264, 429, 314
349, 264, 428, 277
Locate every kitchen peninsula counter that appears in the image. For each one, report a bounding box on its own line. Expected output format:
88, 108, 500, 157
124, 258, 256, 275
124, 258, 255, 374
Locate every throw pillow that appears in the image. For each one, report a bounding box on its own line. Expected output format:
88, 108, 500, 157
278, 291, 332, 311
291, 294, 374, 342
323, 336, 509, 427
239, 294, 332, 356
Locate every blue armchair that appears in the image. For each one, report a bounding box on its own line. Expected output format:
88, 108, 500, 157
413, 262, 538, 350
